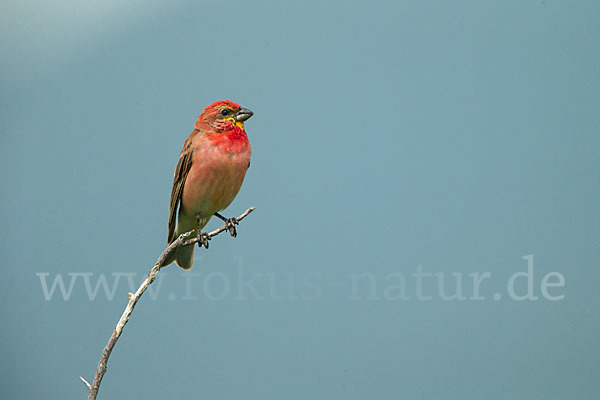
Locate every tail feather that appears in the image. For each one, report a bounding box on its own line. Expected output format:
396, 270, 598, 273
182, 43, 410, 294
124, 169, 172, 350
175, 244, 195, 270
161, 214, 207, 269
159, 241, 195, 269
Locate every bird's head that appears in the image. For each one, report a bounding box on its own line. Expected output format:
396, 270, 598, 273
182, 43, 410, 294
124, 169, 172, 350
195, 100, 254, 132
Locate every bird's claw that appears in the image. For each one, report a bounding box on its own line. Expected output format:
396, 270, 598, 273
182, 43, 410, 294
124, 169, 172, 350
225, 217, 238, 238
197, 231, 210, 249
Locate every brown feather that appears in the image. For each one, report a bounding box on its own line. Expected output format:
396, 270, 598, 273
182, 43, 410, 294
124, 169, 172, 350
167, 132, 196, 244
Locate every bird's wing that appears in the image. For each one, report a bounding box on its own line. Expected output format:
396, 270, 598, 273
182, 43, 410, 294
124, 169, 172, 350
167, 135, 195, 244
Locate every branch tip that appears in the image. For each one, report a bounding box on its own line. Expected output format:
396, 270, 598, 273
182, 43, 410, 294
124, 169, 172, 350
80, 376, 92, 390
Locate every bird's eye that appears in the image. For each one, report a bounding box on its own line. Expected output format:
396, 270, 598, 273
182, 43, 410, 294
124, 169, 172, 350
221, 109, 230, 116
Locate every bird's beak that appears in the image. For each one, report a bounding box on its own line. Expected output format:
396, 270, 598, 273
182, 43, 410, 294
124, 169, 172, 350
235, 108, 254, 122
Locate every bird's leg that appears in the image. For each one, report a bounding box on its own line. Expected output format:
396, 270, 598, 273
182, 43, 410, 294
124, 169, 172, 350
214, 212, 239, 238
196, 214, 210, 249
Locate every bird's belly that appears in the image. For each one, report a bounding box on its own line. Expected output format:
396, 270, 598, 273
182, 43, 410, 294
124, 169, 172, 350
181, 149, 249, 219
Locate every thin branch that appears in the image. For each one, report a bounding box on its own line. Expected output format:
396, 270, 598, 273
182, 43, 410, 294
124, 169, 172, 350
80, 376, 91, 390
82, 207, 256, 400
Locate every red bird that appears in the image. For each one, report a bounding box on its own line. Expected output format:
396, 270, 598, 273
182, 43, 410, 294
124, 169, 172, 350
163, 100, 253, 269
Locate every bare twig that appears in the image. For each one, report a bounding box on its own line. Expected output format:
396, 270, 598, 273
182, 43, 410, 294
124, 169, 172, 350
82, 207, 255, 400
80, 376, 91, 390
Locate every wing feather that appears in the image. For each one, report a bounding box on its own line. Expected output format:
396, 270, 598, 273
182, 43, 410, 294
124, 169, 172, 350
167, 136, 195, 244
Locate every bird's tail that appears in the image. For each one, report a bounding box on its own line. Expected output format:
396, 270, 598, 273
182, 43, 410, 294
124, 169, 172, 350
159, 242, 195, 270
174, 244, 195, 270
161, 216, 207, 269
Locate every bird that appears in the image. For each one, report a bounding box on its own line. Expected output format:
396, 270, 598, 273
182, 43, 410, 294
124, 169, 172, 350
162, 100, 253, 269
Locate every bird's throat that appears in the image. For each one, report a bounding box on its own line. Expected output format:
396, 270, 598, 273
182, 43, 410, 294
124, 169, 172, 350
227, 117, 245, 129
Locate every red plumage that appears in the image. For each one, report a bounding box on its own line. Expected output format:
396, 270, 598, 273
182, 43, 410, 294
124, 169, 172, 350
164, 100, 252, 269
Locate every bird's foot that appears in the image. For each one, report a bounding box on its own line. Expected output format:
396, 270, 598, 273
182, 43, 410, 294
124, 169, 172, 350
196, 231, 210, 249
225, 217, 238, 237
214, 213, 239, 237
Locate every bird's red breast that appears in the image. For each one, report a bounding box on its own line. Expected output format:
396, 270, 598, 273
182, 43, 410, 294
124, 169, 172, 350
180, 126, 251, 220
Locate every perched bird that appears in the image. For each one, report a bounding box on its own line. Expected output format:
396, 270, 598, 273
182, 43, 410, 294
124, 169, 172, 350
163, 100, 253, 269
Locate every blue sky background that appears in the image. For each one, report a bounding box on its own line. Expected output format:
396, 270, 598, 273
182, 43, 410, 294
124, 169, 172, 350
1, 1, 599, 399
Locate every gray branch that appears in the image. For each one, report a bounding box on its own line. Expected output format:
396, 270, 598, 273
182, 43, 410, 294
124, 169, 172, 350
80, 207, 256, 399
